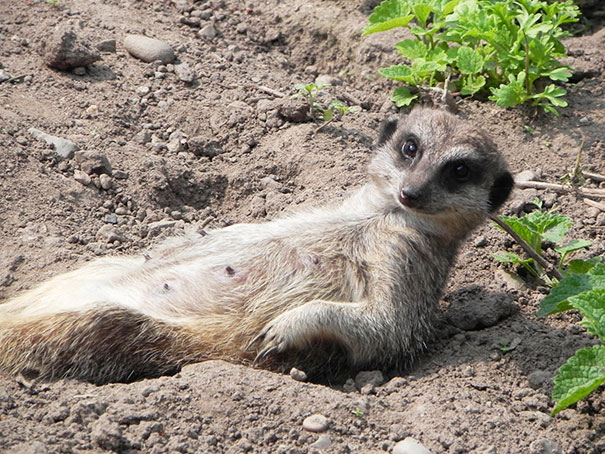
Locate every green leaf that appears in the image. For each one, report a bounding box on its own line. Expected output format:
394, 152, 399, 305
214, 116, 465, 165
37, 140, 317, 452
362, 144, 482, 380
547, 67, 572, 82
460, 74, 485, 95
413, 3, 433, 27
489, 74, 527, 107
391, 86, 417, 107
566, 259, 602, 276
457, 46, 483, 74
363, 0, 414, 36
395, 39, 428, 59
569, 290, 605, 341
322, 108, 333, 122
378, 65, 414, 82
493, 251, 524, 264
555, 239, 592, 263
551, 345, 605, 415
539, 267, 605, 317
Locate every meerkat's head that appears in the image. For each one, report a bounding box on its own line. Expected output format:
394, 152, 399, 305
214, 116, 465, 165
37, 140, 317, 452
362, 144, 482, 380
369, 107, 513, 238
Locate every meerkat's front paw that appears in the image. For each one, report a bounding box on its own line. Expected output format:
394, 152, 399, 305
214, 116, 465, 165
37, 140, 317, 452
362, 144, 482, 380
249, 311, 311, 363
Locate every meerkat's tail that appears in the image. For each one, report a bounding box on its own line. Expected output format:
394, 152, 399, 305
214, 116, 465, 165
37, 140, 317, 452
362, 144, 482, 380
0, 307, 209, 385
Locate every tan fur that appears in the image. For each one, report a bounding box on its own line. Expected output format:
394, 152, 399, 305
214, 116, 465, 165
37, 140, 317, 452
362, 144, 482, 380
0, 108, 513, 384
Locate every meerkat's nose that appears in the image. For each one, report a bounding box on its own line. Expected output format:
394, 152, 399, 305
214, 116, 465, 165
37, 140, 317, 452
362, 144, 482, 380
399, 188, 418, 207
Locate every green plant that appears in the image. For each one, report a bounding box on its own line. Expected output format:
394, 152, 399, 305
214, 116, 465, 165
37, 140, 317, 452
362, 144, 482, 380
493, 201, 591, 283
292, 83, 360, 129
46, 0, 59, 6
351, 407, 365, 417
538, 259, 605, 415
363, 0, 579, 114
293, 82, 328, 120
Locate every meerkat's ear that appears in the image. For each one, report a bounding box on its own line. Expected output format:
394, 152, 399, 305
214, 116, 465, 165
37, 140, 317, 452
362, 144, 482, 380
377, 116, 399, 145
488, 171, 514, 212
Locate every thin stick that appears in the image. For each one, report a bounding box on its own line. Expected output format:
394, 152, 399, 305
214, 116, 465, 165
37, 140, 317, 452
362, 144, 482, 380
489, 214, 563, 282
516, 180, 605, 198
256, 85, 286, 98
584, 198, 605, 211
583, 171, 605, 183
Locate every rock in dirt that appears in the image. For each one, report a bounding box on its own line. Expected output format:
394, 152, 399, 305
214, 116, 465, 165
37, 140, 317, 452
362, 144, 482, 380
310, 434, 332, 450
124, 34, 175, 64
42, 27, 101, 70
91, 414, 129, 451
446, 287, 517, 331
174, 62, 195, 83
354, 370, 385, 388
96, 225, 125, 243
393, 437, 433, 454
529, 439, 563, 454
277, 97, 311, 122
28, 128, 79, 159
289, 368, 308, 382
198, 23, 217, 39
188, 136, 223, 157
74, 169, 92, 186
75, 151, 112, 175
96, 39, 117, 53
302, 414, 329, 433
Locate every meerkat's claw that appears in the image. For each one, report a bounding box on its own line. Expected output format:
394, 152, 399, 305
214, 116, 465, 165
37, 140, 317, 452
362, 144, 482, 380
253, 345, 280, 365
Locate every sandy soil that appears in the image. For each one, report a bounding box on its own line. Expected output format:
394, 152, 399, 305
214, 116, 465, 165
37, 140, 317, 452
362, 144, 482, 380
0, 1, 604, 453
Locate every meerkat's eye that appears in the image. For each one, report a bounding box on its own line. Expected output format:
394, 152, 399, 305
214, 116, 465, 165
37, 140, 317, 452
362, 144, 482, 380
452, 161, 470, 182
401, 139, 418, 160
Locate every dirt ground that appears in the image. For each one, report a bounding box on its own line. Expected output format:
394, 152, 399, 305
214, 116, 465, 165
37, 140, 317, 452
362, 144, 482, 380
0, 0, 604, 453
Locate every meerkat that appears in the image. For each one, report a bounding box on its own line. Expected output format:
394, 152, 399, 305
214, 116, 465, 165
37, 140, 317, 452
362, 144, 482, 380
0, 108, 513, 384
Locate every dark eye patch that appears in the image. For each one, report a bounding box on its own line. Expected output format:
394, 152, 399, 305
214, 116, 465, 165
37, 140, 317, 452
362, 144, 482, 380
441, 158, 484, 191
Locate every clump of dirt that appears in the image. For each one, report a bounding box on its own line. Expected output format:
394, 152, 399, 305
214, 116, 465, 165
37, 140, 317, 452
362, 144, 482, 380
0, 1, 604, 453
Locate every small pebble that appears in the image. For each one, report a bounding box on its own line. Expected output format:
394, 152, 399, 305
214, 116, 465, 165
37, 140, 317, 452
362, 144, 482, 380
529, 439, 563, 454
74, 169, 91, 186
198, 23, 217, 39
96, 39, 116, 53
73, 66, 86, 76
289, 368, 308, 382
515, 170, 537, 184
124, 34, 175, 64
302, 414, 329, 433
99, 174, 112, 190
393, 437, 432, 454
310, 434, 331, 450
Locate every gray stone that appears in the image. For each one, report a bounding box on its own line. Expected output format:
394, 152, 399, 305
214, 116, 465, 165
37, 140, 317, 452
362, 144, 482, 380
188, 136, 223, 157
302, 414, 329, 433
446, 288, 517, 331
73, 169, 91, 186
515, 170, 537, 184
123, 34, 175, 64
28, 128, 79, 159
277, 97, 310, 122
74, 151, 112, 175
72, 66, 86, 76
355, 370, 385, 388
393, 437, 432, 454
310, 434, 331, 450
91, 414, 128, 451
198, 23, 217, 39
42, 28, 101, 70
529, 439, 562, 454
315, 74, 342, 86
289, 368, 308, 382
96, 39, 116, 53
99, 174, 113, 190
96, 225, 125, 243
174, 62, 195, 83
